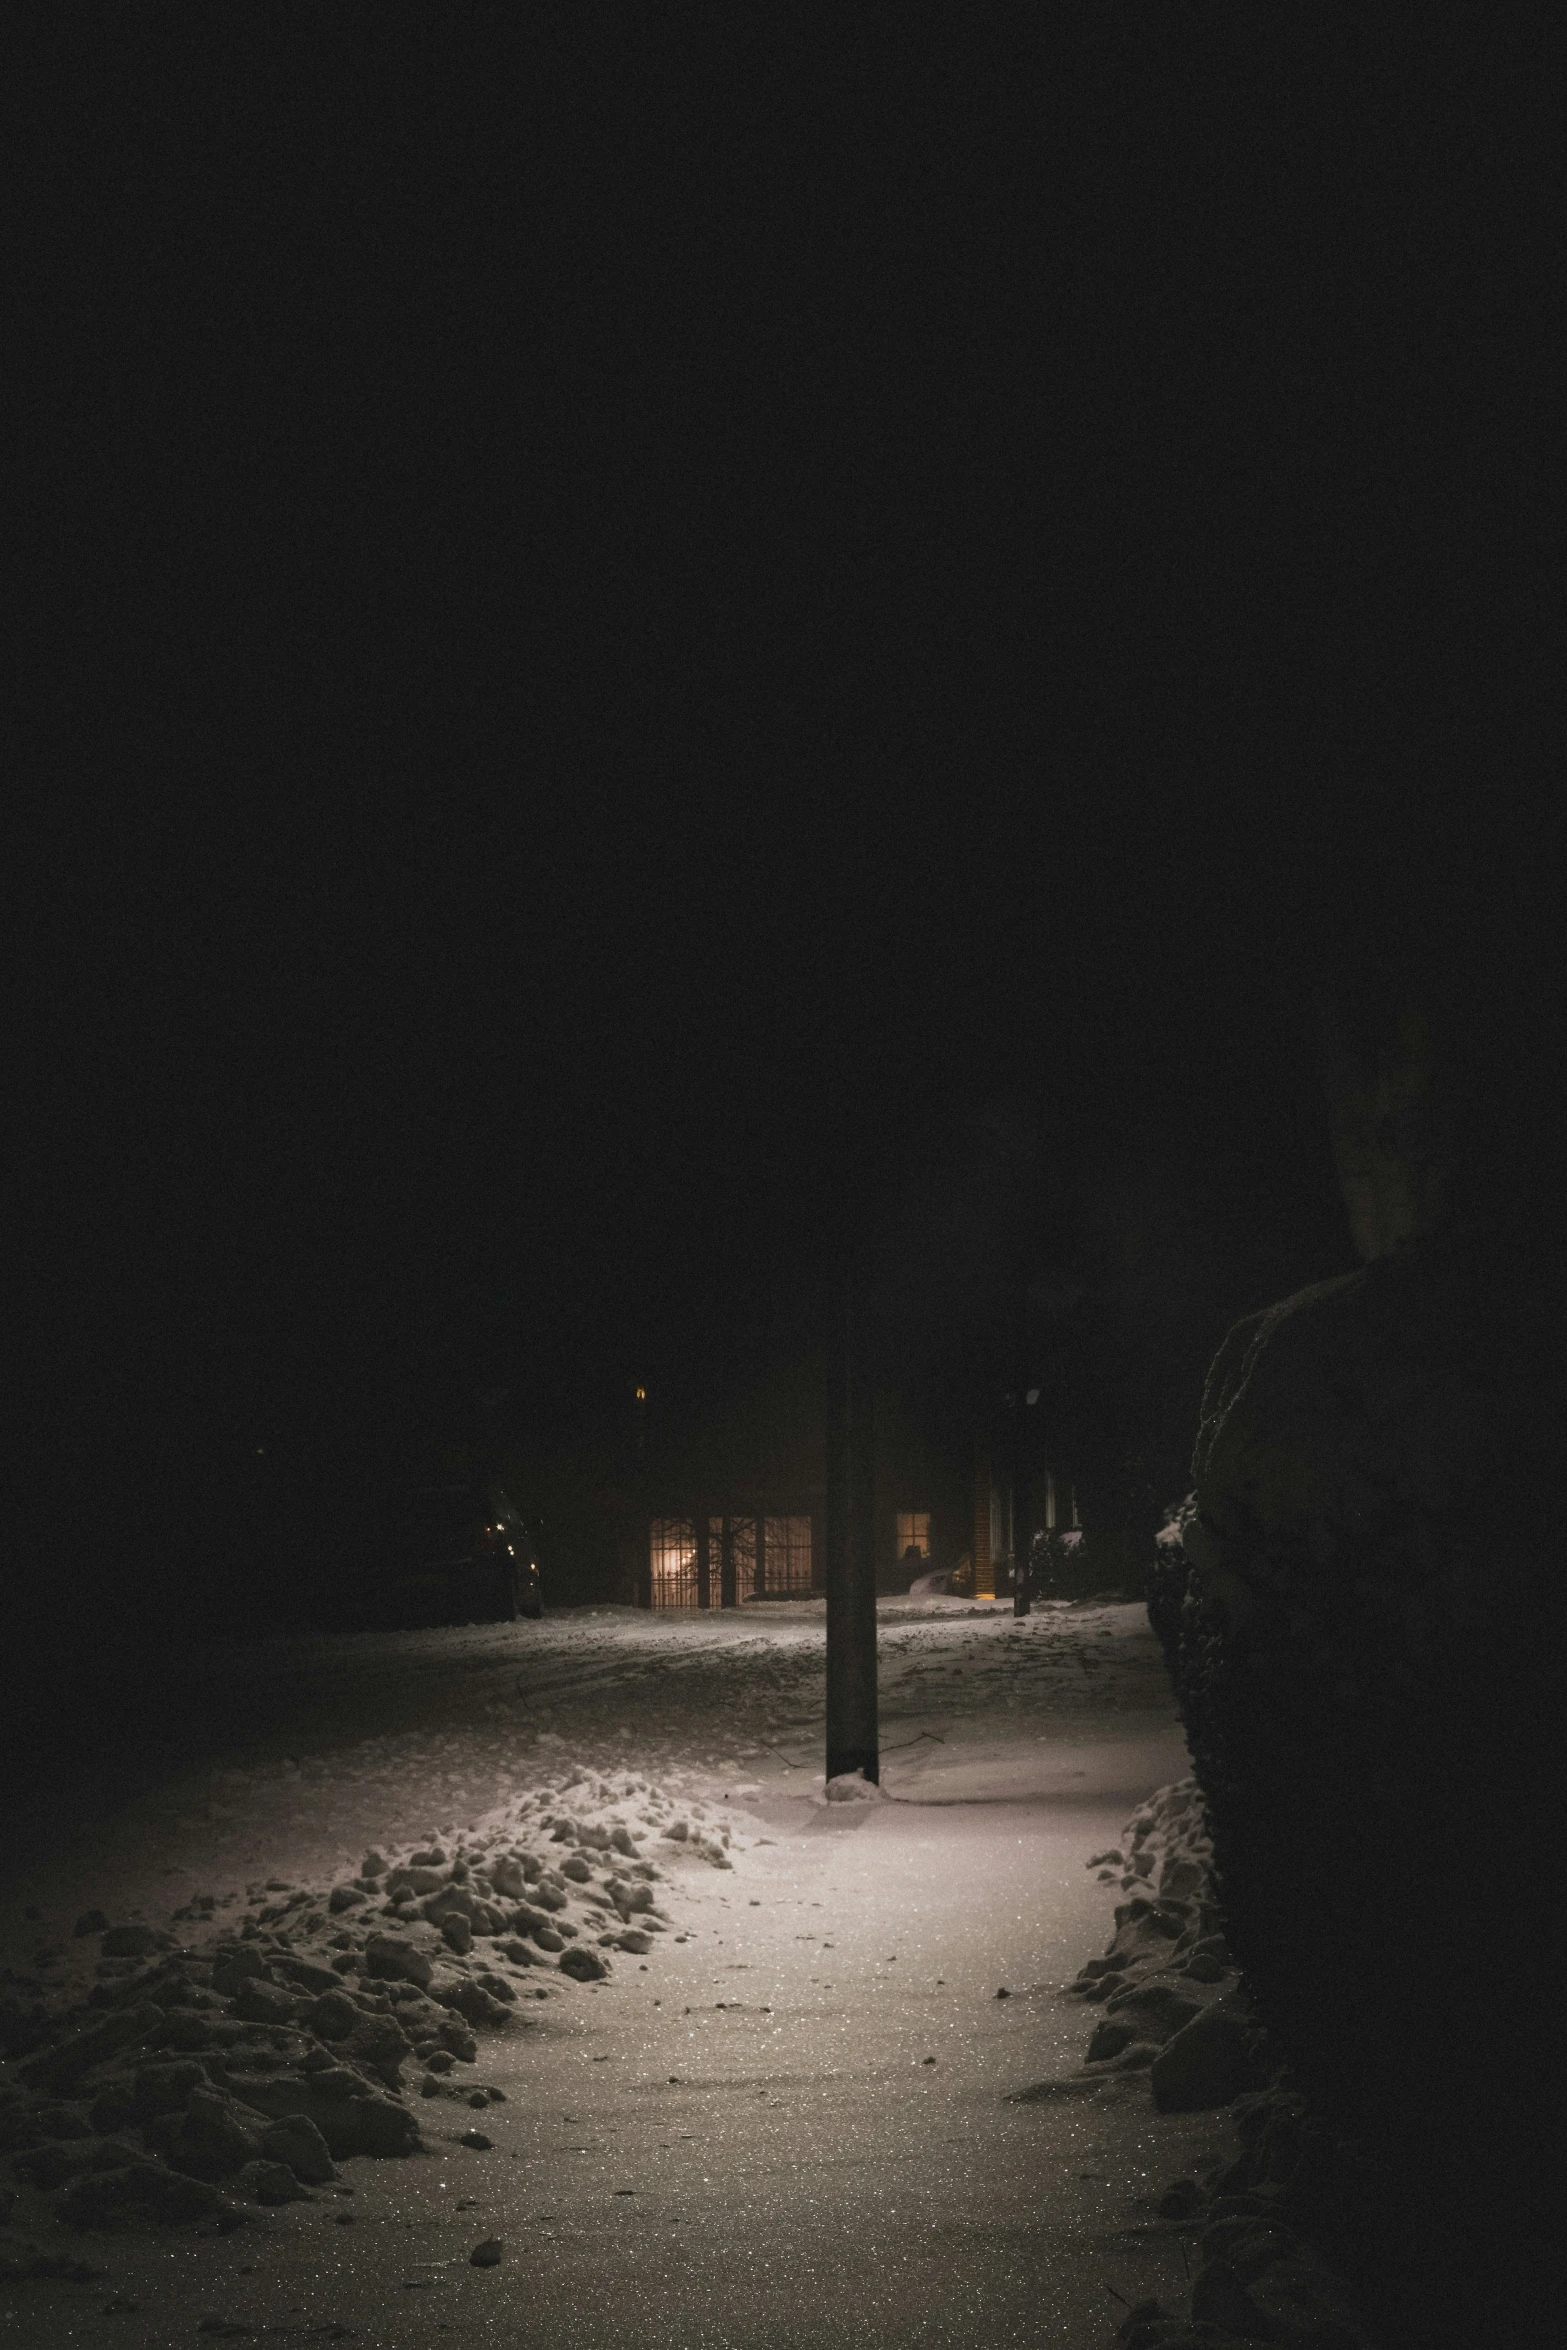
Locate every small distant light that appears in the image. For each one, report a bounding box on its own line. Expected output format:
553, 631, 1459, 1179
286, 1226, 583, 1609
255, 1446, 265, 1455
1025, 1389, 1039, 1406
635, 1387, 646, 1401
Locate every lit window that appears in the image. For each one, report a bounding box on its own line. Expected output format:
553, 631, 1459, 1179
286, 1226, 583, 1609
649, 1518, 697, 1609
710, 1515, 757, 1596
761, 1515, 813, 1597
896, 1510, 931, 1560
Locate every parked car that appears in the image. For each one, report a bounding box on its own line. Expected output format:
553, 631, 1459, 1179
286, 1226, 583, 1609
365, 1479, 543, 1627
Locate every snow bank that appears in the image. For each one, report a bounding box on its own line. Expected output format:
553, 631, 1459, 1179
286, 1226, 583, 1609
0, 1762, 738, 2271
1055, 1785, 1382, 2350
1088, 1774, 1215, 1902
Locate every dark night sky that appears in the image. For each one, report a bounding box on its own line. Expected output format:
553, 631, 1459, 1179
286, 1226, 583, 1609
9, 11, 1553, 1605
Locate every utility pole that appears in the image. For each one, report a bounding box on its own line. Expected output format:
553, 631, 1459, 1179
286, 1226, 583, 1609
825, 1265, 878, 1784
1011, 1391, 1031, 1615
1012, 1274, 1032, 1617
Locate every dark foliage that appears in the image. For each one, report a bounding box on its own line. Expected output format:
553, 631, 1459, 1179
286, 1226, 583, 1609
1157, 1226, 1564, 2350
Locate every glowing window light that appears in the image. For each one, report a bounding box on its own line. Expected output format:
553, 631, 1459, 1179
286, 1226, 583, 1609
711, 1515, 757, 1595
761, 1515, 813, 1597
896, 1510, 931, 1559
649, 1518, 697, 1609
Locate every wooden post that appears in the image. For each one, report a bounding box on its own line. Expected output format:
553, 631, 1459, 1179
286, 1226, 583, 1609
826, 1269, 878, 1784
1012, 1293, 1032, 1617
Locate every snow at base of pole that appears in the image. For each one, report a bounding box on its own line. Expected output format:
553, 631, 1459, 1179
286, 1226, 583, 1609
823, 1769, 884, 1803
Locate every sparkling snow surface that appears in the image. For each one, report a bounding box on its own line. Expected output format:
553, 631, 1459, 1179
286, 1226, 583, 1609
1, 1598, 1239, 2347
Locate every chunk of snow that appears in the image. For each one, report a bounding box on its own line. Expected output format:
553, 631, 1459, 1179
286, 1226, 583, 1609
824, 1771, 883, 1803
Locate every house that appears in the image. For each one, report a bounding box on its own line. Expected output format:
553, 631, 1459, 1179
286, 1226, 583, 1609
967, 1420, 1079, 1598
628, 1357, 972, 1610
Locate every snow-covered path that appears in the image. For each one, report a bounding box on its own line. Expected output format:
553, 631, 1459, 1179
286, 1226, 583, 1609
3, 1599, 1238, 2346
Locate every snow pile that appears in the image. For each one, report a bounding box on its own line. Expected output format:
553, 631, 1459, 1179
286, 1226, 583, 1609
1088, 1775, 1215, 1902
1055, 1786, 1383, 2350
525, 1768, 741, 1875
823, 1771, 883, 1804
0, 1767, 728, 2269
1066, 1868, 1236, 2092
